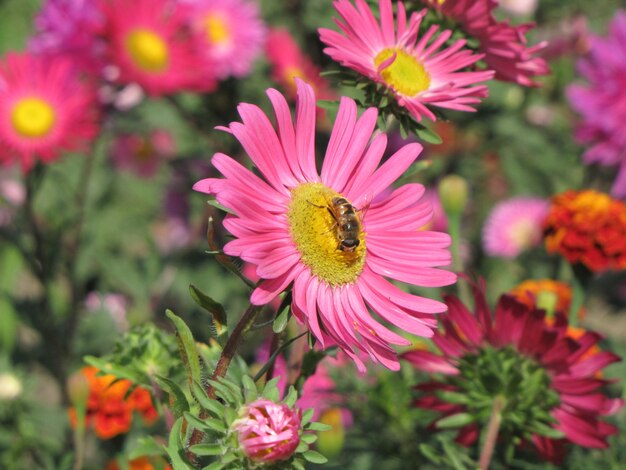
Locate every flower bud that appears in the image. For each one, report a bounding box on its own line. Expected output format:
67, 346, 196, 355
233, 398, 301, 464
67, 368, 90, 406
438, 175, 469, 217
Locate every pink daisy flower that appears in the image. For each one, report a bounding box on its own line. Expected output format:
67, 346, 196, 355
567, 11, 626, 198
183, 0, 266, 79
319, 0, 494, 123
482, 197, 549, 258
423, 0, 549, 87
0, 53, 99, 171
102, 0, 215, 96
29, 0, 106, 75
266, 28, 336, 103
403, 285, 623, 463
194, 80, 456, 371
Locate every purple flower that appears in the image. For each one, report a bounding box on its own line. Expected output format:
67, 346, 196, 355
567, 11, 626, 198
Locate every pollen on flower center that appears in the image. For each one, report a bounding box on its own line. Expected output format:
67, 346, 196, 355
288, 182, 366, 286
11, 97, 56, 138
374, 48, 431, 97
125, 29, 169, 72
205, 13, 231, 45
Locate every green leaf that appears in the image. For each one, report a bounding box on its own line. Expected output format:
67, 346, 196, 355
183, 412, 213, 434
154, 375, 190, 418
272, 304, 290, 334
166, 310, 202, 385
316, 100, 339, 111
129, 437, 167, 459
191, 381, 225, 416
307, 422, 332, 432
201, 462, 224, 470
292, 460, 306, 470
302, 450, 328, 464
419, 444, 442, 464
189, 285, 228, 334
415, 125, 442, 145
206, 378, 238, 404
164, 417, 194, 470
436, 390, 471, 405
207, 198, 234, 215
435, 413, 475, 429
300, 433, 318, 445
261, 377, 281, 402
284, 386, 298, 408
241, 375, 258, 403
301, 408, 315, 426
189, 443, 223, 456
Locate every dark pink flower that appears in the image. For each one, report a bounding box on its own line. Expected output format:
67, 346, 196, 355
403, 283, 623, 462
233, 399, 301, 464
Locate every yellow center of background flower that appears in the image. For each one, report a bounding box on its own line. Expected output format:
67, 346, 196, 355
205, 13, 231, 45
374, 48, 431, 97
11, 97, 56, 138
288, 182, 366, 286
126, 29, 169, 72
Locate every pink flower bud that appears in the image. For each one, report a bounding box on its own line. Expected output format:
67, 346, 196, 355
233, 399, 301, 464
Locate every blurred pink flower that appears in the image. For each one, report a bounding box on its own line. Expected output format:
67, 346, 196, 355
194, 80, 456, 371
567, 11, 626, 198
540, 15, 589, 60
497, 0, 538, 17
85, 292, 130, 332
266, 28, 336, 104
320, 0, 493, 122
233, 399, 301, 464
29, 0, 106, 75
424, 0, 549, 87
482, 197, 548, 258
0, 170, 24, 227
102, 0, 216, 96
0, 53, 100, 171
184, 0, 266, 79
110, 130, 175, 177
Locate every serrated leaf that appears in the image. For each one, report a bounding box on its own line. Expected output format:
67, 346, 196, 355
302, 450, 328, 464
191, 381, 225, 416
154, 375, 190, 418
166, 310, 202, 386
189, 285, 227, 335
435, 413, 475, 429
189, 443, 223, 456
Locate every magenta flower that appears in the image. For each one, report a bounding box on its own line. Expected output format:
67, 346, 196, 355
423, 0, 549, 87
319, 0, 494, 122
482, 197, 548, 258
102, 0, 216, 96
567, 11, 626, 198
0, 53, 99, 171
194, 80, 456, 371
29, 0, 106, 75
403, 286, 623, 463
184, 0, 266, 79
233, 399, 301, 464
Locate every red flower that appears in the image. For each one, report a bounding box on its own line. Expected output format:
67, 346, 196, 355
403, 283, 623, 463
543, 190, 626, 272
68, 366, 158, 439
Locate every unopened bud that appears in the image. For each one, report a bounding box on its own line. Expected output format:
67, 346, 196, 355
536, 291, 559, 320
67, 368, 90, 405
438, 175, 469, 216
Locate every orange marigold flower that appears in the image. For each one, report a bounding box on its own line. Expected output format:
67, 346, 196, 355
543, 189, 626, 272
509, 279, 582, 319
107, 456, 172, 470
68, 366, 158, 439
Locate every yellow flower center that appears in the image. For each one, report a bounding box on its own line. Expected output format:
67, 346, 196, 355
205, 13, 231, 45
125, 29, 169, 73
11, 97, 56, 138
288, 183, 366, 286
509, 218, 540, 250
374, 48, 431, 97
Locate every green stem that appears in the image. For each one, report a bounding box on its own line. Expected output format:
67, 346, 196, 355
479, 396, 506, 470
448, 212, 471, 304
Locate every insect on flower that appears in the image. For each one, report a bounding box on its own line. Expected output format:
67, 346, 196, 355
309, 196, 365, 252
